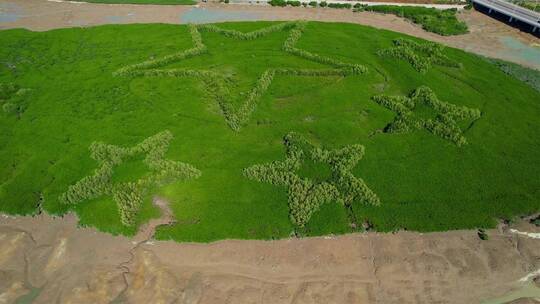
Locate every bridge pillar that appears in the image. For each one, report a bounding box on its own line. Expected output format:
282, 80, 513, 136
488, 8, 492, 13
534, 27, 537, 33
509, 16, 513, 22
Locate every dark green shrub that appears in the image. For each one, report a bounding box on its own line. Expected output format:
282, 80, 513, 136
269, 0, 287, 6
478, 229, 488, 240
319, 1, 327, 6
328, 3, 351, 8
287, 0, 301, 6
353, 3, 368, 10
0, 83, 31, 116
2, 103, 16, 114
0, 83, 18, 100
365, 5, 468, 35
308, 1, 317, 6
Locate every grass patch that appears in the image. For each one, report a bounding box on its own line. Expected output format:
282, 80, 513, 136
0, 22, 539, 242
365, 5, 468, 35
485, 58, 540, 93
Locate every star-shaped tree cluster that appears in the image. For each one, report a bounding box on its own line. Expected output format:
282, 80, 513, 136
243, 132, 379, 227
60, 130, 201, 226
114, 21, 367, 131
378, 38, 461, 73
372, 86, 481, 146
0, 82, 30, 116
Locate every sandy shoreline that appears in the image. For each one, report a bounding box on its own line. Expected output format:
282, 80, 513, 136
1, 211, 540, 303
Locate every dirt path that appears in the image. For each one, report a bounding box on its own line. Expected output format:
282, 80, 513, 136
0, 0, 539, 69
115, 196, 177, 302
132, 196, 175, 243
1, 212, 539, 303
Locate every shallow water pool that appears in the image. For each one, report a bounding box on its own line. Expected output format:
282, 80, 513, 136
498, 36, 540, 70
179, 7, 263, 24
480, 281, 540, 304
0, 3, 21, 23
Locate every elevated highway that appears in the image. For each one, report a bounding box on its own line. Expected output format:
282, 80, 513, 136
472, 0, 540, 31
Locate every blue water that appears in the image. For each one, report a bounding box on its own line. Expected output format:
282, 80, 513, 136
499, 36, 540, 69
105, 15, 127, 23
104, 12, 135, 23
180, 7, 262, 24
0, 3, 21, 23
0, 13, 18, 23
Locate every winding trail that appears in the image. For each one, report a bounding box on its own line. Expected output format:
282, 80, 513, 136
114, 196, 177, 302
133, 196, 176, 244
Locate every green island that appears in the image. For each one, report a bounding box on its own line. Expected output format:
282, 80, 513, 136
0, 21, 539, 242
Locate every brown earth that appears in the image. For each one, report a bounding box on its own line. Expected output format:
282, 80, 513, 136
1, 209, 539, 304
0, 0, 539, 69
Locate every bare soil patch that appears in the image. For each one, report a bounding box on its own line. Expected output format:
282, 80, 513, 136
1, 213, 539, 303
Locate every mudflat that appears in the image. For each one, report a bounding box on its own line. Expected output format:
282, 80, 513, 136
1, 212, 539, 303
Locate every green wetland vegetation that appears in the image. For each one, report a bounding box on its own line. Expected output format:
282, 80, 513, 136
486, 58, 540, 93
266, 2, 469, 36
365, 6, 469, 36
0, 21, 539, 242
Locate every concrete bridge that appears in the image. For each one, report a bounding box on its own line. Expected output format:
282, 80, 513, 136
472, 0, 540, 32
